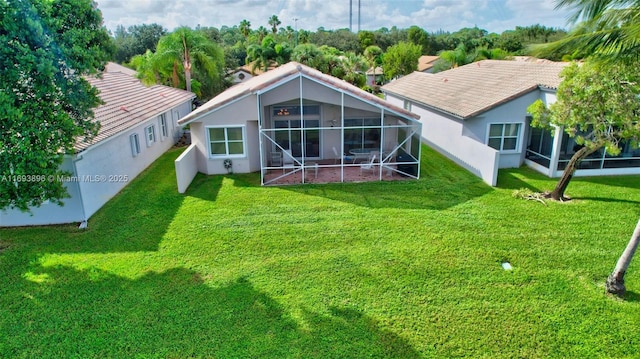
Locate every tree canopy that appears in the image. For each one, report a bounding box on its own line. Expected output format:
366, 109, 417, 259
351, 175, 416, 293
0, 0, 113, 211
527, 61, 640, 200
382, 42, 422, 79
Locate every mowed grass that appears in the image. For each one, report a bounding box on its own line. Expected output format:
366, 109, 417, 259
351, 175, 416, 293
1, 145, 640, 358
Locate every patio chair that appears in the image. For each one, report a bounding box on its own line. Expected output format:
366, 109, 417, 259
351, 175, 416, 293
270, 152, 282, 167
360, 154, 376, 175
283, 149, 296, 172
332, 147, 353, 164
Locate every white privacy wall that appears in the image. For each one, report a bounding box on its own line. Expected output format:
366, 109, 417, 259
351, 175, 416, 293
385, 94, 499, 186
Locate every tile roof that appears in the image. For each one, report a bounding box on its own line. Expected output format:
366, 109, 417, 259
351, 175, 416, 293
178, 61, 419, 126
417, 55, 440, 72
381, 59, 569, 119
76, 68, 195, 152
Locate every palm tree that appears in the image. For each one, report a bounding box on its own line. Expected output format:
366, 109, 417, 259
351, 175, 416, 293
239, 20, 251, 40
532, 0, 640, 63
246, 36, 277, 73
437, 44, 474, 70
535, 0, 640, 297
292, 43, 324, 69
364, 45, 382, 86
268, 15, 281, 35
607, 219, 640, 297
340, 53, 368, 87
255, 26, 269, 42
154, 27, 224, 94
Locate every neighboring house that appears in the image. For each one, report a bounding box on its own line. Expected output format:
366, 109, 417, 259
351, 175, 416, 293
382, 59, 640, 186
417, 55, 440, 73
1, 63, 195, 227
365, 66, 384, 86
174, 62, 422, 192
227, 66, 254, 85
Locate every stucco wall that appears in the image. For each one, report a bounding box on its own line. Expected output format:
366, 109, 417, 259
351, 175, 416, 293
386, 94, 499, 186
464, 91, 540, 168
1, 100, 193, 227
0, 157, 85, 226
77, 103, 191, 218
191, 96, 258, 175
175, 144, 198, 193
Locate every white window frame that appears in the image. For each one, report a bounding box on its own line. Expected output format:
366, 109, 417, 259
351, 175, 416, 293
206, 125, 246, 158
145, 125, 156, 147
159, 113, 168, 140
487, 123, 521, 153
130, 133, 141, 157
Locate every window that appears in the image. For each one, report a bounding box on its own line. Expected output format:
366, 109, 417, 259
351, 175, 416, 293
487, 123, 521, 152
130, 133, 141, 157
403, 100, 411, 111
159, 113, 168, 139
344, 118, 381, 153
208, 126, 245, 157
271, 104, 321, 158
145, 125, 156, 147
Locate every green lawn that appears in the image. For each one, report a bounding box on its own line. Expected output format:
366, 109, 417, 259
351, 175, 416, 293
1, 146, 639, 358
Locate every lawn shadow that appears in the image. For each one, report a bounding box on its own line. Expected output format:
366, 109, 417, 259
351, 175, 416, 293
183, 173, 224, 202
283, 177, 492, 210
496, 168, 547, 192
569, 196, 640, 205
1, 265, 421, 358
0, 149, 189, 254
621, 290, 640, 302
574, 175, 640, 191
279, 145, 493, 210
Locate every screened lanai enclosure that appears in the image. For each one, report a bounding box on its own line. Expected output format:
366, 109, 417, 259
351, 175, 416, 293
174, 62, 422, 191
259, 98, 421, 185
526, 126, 640, 177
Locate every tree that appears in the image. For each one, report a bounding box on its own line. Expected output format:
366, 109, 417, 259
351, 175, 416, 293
407, 26, 431, 54
606, 219, 640, 297
527, 61, 640, 201
434, 44, 474, 71
358, 30, 375, 51
113, 23, 166, 64
246, 35, 277, 73
0, 0, 113, 212
363, 45, 382, 85
292, 43, 325, 69
153, 27, 224, 96
531, 0, 639, 63
382, 42, 422, 80
239, 19, 251, 39
268, 15, 281, 35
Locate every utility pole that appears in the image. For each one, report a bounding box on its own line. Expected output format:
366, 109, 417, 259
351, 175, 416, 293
293, 18, 299, 46
358, 0, 361, 32
349, 0, 353, 32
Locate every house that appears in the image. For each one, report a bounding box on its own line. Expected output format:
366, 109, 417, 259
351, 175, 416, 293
382, 59, 640, 186
417, 55, 440, 73
1, 63, 195, 227
365, 66, 384, 86
227, 63, 279, 85
174, 62, 422, 191
227, 66, 254, 85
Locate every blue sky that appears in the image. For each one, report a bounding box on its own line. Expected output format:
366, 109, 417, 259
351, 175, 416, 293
98, 0, 577, 35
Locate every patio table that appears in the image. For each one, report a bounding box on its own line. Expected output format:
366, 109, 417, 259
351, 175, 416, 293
349, 148, 378, 163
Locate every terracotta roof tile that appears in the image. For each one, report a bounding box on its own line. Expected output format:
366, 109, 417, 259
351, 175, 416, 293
417, 55, 440, 72
179, 62, 418, 126
382, 59, 569, 119
76, 70, 195, 152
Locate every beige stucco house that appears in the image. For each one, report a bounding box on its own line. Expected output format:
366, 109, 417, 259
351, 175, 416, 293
174, 62, 422, 191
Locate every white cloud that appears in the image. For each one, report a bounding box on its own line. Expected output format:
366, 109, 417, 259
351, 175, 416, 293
97, 0, 574, 34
